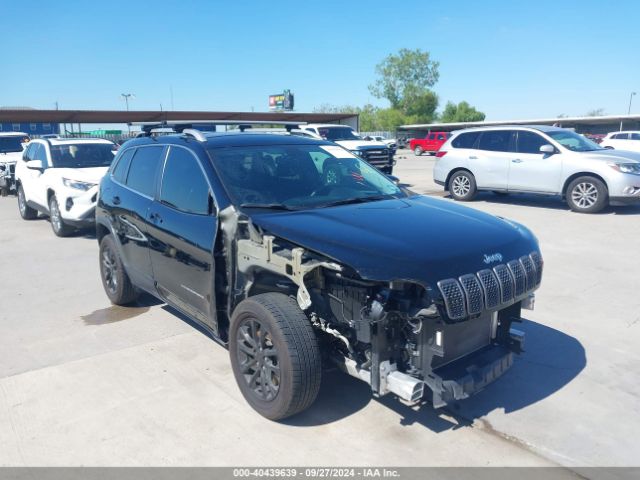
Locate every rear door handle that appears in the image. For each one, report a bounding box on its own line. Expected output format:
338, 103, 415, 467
469, 156, 478, 160
112, 196, 121, 205
512, 159, 523, 163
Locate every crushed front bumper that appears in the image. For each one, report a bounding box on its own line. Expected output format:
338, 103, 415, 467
0, 162, 16, 194
426, 328, 524, 408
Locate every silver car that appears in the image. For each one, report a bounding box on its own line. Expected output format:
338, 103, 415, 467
433, 125, 640, 213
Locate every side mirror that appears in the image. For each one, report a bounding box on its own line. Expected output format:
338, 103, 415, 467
26, 160, 44, 171
539, 144, 555, 155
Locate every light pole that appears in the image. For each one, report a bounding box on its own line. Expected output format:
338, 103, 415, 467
121, 93, 134, 135
621, 91, 636, 131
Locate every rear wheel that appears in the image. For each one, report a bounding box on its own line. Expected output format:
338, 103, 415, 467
17, 185, 38, 220
449, 170, 477, 201
229, 293, 321, 421
414, 146, 423, 156
48, 195, 74, 237
566, 176, 608, 213
99, 234, 140, 305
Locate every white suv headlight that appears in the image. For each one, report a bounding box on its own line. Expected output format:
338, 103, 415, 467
608, 162, 640, 175
62, 178, 97, 191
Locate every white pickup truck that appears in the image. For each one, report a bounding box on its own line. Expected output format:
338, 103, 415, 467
302, 124, 395, 174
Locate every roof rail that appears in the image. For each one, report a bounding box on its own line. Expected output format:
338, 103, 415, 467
182, 129, 207, 142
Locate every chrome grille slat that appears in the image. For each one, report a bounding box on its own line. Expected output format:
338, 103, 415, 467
530, 251, 543, 286
520, 255, 536, 290
437, 279, 466, 320
493, 264, 514, 303
459, 274, 484, 315
507, 260, 526, 297
477, 269, 500, 309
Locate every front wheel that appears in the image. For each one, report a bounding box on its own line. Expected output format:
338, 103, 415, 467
414, 146, 423, 156
449, 170, 477, 201
229, 293, 321, 421
566, 176, 608, 213
49, 195, 74, 237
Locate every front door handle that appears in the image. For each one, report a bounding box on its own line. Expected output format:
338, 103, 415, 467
512, 159, 523, 163
469, 156, 478, 160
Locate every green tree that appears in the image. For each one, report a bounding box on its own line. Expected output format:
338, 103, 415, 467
403, 90, 439, 123
440, 101, 486, 123
375, 108, 408, 131
369, 48, 440, 114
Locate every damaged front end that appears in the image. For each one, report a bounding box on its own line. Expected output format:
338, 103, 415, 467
0, 160, 17, 196
233, 222, 543, 408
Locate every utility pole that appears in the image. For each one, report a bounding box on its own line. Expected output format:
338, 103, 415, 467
621, 92, 636, 131
121, 93, 134, 135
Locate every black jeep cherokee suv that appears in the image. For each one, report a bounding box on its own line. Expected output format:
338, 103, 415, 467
96, 130, 543, 420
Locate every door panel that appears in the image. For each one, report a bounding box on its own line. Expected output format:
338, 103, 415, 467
471, 130, 515, 189
508, 131, 562, 193
147, 146, 219, 333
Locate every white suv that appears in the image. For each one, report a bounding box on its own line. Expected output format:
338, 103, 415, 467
0, 132, 29, 196
15, 138, 116, 236
600, 131, 640, 153
433, 126, 640, 213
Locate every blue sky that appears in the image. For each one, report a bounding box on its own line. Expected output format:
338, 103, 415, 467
2, 0, 639, 121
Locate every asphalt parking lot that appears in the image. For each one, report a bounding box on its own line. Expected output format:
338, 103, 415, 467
1, 151, 639, 469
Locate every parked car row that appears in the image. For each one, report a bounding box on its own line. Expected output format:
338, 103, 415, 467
432, 126, 640, 213
2, 126, 545, 421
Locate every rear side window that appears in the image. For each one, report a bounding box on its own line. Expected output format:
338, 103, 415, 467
112, 148, 135, 184
160, 147, 211, 215
517, 131, 549, 154
612, 133, 629, 140
478, 131, 513, 152
428, 133, 436, 140
125, 146, 164, 197
451, 132, 480, 149
632, 133, 640, 140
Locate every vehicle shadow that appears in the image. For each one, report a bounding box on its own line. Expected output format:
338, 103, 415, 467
465, 191, 640, 214
285, 319, 586, 431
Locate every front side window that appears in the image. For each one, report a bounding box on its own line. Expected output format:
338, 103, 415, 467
547, 130, 603, 152
478, 130, 513, 152
517, 131, 549, 154
32, 143, 47, 163
0, 136, 24, 154
50, 143, 115, 168
208, 144, 402, 210
160, 147, 211, 215
612, 133, 628, 140
125, 146, 164, 197
631, 133, 640, 140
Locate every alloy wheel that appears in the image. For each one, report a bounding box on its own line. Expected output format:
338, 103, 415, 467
571, 182, 598, 209
50, 199, 62, 232
452, 175, 471, 197
18, 188, 26, 216
236, 318, 280, 401
101, 247, 119, 294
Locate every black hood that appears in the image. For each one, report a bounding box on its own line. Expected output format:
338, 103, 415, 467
249, 195, 540, 288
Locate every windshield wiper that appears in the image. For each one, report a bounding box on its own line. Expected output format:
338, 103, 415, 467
321, 194, 396, 208
240, 203, 299, 211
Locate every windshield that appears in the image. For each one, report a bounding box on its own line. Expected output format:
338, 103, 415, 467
0, 137, 25, 154
50, 143, 115, 168
547, 130, 604, 152
207, 144, 403, 210
318, 127, 361, 141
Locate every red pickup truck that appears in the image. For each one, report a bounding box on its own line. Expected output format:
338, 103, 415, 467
409, 131, 450, 155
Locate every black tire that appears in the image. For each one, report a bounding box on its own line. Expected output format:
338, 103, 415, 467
99, 234, 140, 305
449, 170, 477, 201
17, 184, 38, 219
414, 146, 423, 156
48, 195, 74, 237
229, 293, 321, 421
566, 176, 608, 213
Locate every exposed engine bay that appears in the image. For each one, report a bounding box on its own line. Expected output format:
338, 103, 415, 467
234, 222, 541, 407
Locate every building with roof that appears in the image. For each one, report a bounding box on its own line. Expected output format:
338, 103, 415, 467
398, 114, 640, 137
